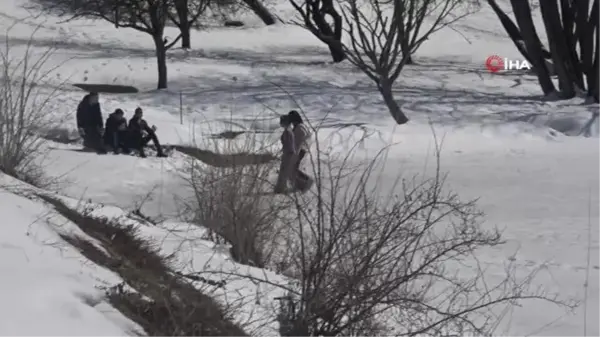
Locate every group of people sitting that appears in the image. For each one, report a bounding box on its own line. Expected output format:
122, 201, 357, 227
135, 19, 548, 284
76, 92, 314, 193
275, 110, 313, 193
76, 92, 167, 157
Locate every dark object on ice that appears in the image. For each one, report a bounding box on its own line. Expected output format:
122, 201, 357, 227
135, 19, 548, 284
73, 83, 139, 94
210, 130, 245, 140
40, 127, 80, 145
76, 92, 107, 154
173, 145, 276, 167
128, 107, 167, 158
224, 20, 244, 27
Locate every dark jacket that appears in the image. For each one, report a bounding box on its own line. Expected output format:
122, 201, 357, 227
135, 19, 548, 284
104, 112, 127, 146
128, 116, 153, 140
280, 127, 296, 154
76, 95, 103, 129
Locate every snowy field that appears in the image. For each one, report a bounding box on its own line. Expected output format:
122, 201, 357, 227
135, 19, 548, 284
1, 0, 599, 335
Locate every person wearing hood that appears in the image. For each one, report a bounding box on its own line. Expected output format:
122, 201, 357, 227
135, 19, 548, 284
76, 92, 106, 154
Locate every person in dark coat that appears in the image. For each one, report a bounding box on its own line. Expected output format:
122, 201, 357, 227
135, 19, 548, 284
104, 108, 130, 154
76, 92, 106, 154
128, 107, 167, 158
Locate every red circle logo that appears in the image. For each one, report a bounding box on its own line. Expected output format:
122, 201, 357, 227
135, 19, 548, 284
485, 55, 504, 73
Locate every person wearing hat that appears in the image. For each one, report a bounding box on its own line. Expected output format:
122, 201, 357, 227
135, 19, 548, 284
127, 107, 167, 158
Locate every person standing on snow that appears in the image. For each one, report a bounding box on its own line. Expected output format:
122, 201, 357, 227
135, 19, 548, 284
76, 92, 107, 154
274, 115, 296, 194
288, 110, 312, 191
128, 107, 167, 158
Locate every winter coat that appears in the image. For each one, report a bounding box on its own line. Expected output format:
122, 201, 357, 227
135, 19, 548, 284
128, 116, 153, 140
280, 127, 296, 154
76, 95, 103, 129
104, 113, 128, 146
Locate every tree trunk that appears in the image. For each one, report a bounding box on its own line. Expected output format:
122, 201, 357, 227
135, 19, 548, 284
539, 0, 576, 98
583, 0, 599, 98
378, 82, 408, 125
153, 35, 168, 89
327, 42, 345, 63
178, 10, 192, 49
241, 0, 276, 25
402, 39, 413, 64
509, 0, 556, 95
309, 0, 345, 63
560, 0, 584, 89
488, 0, 534, 64
176, 0, 191, 49
181, 25, 191, 49
590, 0, 600, 102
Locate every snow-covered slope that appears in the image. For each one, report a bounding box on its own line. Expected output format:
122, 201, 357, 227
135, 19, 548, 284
0, 0, 598, 335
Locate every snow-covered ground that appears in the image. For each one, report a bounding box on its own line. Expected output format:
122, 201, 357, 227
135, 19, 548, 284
1, 0, 598, 335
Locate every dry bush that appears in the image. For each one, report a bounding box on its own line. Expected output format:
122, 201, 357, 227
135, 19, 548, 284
180, 121, 294, 270
267, 125, 576, 336
0, 26, 65, 187
189, 107, 576, 335
38, 194, 247, 336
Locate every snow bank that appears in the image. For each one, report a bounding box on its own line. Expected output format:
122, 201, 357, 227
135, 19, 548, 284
0, 175, 135, 335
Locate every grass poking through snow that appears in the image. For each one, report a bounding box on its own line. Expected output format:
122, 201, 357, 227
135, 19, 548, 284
37, 194, 247, 336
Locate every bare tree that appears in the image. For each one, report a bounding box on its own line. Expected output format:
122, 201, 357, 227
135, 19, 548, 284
206, 0, 277, 26
30, 0, 183, 89
539, 0, 576, 97
194, 111, 575, 335
340, 0, 479, 124
290, 0, 346, 63
169, 0, 210, 49
240, 0, 277, 25
490, 0, 599, 102
503, 0, 556, 95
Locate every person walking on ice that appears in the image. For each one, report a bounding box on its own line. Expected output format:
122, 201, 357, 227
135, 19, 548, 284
273, 111, 313, 194
274, 115, 296, 194
288, 110, 313, 192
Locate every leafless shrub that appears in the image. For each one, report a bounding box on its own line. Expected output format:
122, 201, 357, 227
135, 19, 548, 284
0, 26, 65, 187
190, 107, 576, 335
180, 120, 294, 270
268, 124, 577, 335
